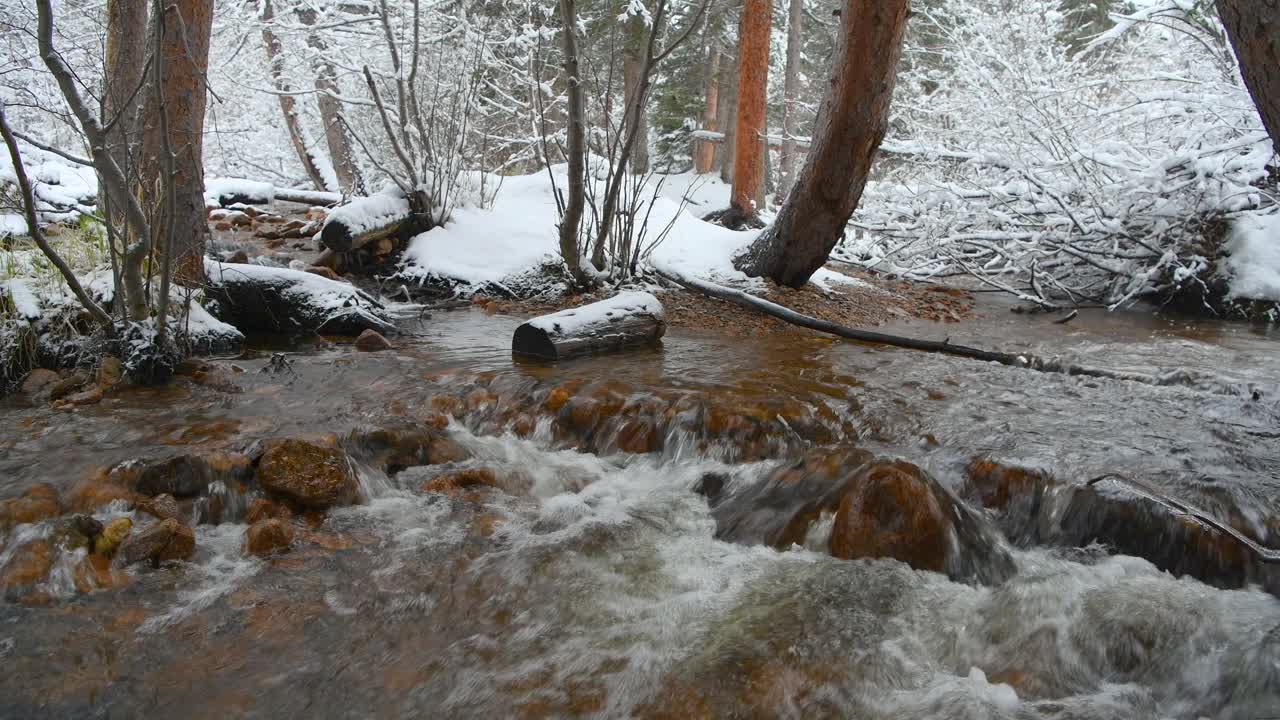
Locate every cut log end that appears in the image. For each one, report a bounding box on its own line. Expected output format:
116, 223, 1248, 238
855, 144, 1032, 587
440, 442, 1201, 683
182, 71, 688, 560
512, 292, 667, 361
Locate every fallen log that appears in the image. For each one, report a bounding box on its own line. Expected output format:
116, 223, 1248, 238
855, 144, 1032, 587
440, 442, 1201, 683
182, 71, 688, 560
320, 190, 413, 253
512, 292, 666, 360
205, 177, 342, 208
653, 264, 1253, 396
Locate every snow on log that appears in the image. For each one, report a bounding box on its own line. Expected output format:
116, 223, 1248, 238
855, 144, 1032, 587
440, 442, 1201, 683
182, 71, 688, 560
320, 188, 412, 253
512, 292, 666, 360
205, 177, 341, 208
204, 259, 394, 335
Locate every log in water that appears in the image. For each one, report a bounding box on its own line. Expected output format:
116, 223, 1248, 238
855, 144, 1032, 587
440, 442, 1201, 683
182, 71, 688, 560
512, 292, 667, 360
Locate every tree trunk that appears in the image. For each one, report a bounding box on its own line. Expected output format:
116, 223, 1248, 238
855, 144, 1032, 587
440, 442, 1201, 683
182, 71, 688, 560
728, 0, 770, 221
138, 0, 214, 286
298, 6, 365, 194
694, 34, 721, 174
716, 48, 737, 181
557, 0, 587, 282
261, 0, 328, 192
623, 11, 651, 175
103, 0, 147, 183
777, 0, 803, 201
1216, 0, 1280, 153
736, 0, 909, 288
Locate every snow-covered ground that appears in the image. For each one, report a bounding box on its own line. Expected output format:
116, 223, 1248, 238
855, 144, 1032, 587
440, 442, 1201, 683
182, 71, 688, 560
1222, 212, 1280, 302
0, 141, 96, 227
397, 165, 860, 293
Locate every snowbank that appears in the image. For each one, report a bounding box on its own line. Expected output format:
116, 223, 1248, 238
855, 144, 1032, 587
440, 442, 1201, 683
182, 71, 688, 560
1222, 212, 1280, 302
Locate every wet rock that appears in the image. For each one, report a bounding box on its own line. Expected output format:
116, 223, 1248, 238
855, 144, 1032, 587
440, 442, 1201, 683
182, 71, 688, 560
213, 221, 232, 232
245, 498, 292, 524
244, 518, 294, 556
52, 514, 104, 552
421, 467, 501, 498
47, 371, 90, 401
61, 386, 104, 406
72, 553, 130, 593
964, 458, 1280, 596
139, 493, 185, 523
255, 438, 359, 510
66, 472, 140, 513
113, 452, 252, 498
0, 541, 54, 591
354, 329, 392, 352
0, 483, 62, 530
305, 265, 340, 281
713, 450, 1015, 585
93, 517, 133, 556
96, 356, 124, 387
117, 519, 195, 566
692, 473, 728, 505
348, 426, 470, 473
224, 249, 249, 264
19, 368, 59, 395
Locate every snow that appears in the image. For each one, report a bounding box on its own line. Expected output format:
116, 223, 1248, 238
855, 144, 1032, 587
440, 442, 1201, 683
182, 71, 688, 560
528, 291, 664, 334
205, 177, 275, 205
1222, 212, 1280, 302
1, 214, 29, 236
0, 142, 97, 223
204, 258, 393, 332
400, 166, 761, 290
1, 278, 41, 321
323, 186, 410, 237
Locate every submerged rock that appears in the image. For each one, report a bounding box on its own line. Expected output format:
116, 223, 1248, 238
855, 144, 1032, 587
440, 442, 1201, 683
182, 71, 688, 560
354, 329, 392, 352
255, 438, 359, 509
139, 493, 185, 523
0, 541, 54, 592
346, 425, 471, 473
964, 457, 1280, 596
245, 498, 292, 525
18, 368, 59, 395
117, 519, 195, 566
0, 483, 62, 530
52, 514, 104, 552
713, 449, 1015, 585
111, 452, 252, 498
245, 518, 294, 556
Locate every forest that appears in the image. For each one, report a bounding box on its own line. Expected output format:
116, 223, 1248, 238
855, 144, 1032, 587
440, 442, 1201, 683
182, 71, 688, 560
0, 0, 1278, 717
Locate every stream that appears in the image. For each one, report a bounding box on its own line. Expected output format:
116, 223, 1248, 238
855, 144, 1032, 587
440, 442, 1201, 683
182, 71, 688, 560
1, 298, 1278, 718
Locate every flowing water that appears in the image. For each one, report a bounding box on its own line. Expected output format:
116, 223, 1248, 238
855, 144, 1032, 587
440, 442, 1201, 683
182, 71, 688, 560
0, 299, 1278, 719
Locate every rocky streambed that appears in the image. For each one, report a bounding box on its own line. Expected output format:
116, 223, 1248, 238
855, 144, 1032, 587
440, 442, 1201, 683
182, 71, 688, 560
0, 303, 1277, 718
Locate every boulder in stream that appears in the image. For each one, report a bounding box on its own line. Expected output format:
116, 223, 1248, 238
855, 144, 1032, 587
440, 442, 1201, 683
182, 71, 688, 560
255, 438, 360, 510
0, 483, 62, 530
712, 449, 1016, 585
117, 518, 195, 566
204, 260, 395, 336
245, 518, 294, 556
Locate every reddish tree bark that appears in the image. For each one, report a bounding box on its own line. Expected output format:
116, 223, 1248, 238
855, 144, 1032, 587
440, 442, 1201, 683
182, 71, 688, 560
728, 0, 771, 220
694, 37, 721, 174
1215, 0, 1280, 153
138, 0, 215, 286
736, 0, 909, 287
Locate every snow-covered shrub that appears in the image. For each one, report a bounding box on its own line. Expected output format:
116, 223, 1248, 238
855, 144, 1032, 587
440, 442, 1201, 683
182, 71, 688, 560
843, 0, 1277, 312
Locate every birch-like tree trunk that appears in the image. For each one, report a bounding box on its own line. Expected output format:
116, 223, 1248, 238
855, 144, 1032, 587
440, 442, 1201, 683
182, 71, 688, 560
735, 0, 909, 287
728, 0, 770, 221
623, 11, 651, 175
1215, 0, 1280, 153
261, 0, 327, 191
298, 6, 365, 194
777, 0, 804, 201
557, 0, 587, 282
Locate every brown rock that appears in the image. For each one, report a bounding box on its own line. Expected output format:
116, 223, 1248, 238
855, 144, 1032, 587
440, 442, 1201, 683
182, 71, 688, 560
72, 553, 131, 593
0, 541, 54, 590
48, 371, 90, 401
306, 207, 328, 221
354, 329, 393, 352
829, 461, 949, 573
52, 513, 104, 552
139, 493, 185, 522
19, 368, 59, 395
372, 237, 395, 256
240, 205, 259, 219
214, 221, 233, 232
421, 467, 500, 497
93, 517, 133, 556
244, 518, 294, 556
62, 386, 104, 406
227, 211, 252, 227
0, 483, 62, 530
66, 472, 140, 512
224, 249, 250, 264
96, 356, 124, 387
245, 498, 292, 524
255, 438, 359, 509
305, 265, 340, 281
117, 519, 195, 565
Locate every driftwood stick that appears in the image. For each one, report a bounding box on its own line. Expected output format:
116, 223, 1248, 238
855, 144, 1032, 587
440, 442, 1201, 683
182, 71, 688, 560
653, 265, 1251, 396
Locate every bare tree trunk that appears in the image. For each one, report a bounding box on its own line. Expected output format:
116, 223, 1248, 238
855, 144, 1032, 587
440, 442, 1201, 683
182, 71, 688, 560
736, 0, 909, 287
557, 0, 587, 283
728, 0, 770, 221
103, 0, 147, 182
138, 0, 214, 287
623, 12, 651, 175
299, 6, 365, 194
777, 0, 803, 201
716, 47, 737, 181
695, 31, 721, 173
261, 0, 327, 191
1216, 0, 1280, 153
